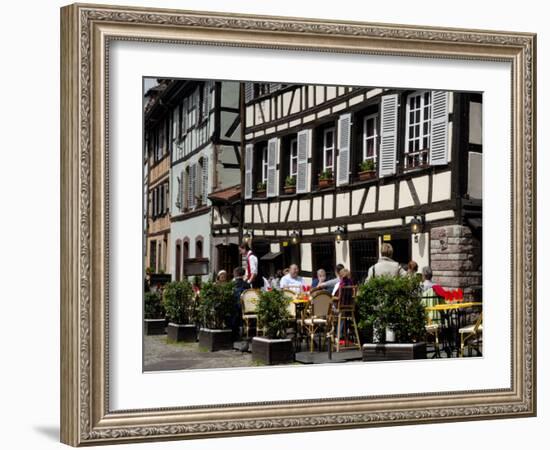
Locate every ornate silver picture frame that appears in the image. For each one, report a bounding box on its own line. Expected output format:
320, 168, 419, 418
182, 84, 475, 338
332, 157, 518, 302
60, 3, 536, 446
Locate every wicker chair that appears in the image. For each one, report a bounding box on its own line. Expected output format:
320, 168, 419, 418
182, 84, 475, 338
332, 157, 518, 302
240, 289, 261, 338
301, 290, 333, 353
421, 288, 444, 358
459, 312, 483, 357
332, 285, 361, 352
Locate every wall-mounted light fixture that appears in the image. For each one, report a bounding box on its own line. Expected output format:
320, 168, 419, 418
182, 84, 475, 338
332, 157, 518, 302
290, 230, 300, 245
243, 230, 253, 245
410, 216, 424, 243
335, 225, 347, 244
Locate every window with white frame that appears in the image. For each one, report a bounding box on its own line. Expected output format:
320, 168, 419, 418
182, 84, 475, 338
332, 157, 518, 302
323, 127, 335, 173
405, 91, 431, 168
289, 138, 298, 178
362, 114, 378, 163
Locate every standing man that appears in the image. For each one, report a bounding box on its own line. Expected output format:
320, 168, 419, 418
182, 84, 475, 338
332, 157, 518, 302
239, 242, 262, 288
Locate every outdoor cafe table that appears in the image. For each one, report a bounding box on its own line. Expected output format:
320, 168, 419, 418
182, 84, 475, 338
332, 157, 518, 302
425, 302, 482, 357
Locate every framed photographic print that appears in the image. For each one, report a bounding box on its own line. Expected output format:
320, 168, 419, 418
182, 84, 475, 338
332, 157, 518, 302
60, 3, 537, 446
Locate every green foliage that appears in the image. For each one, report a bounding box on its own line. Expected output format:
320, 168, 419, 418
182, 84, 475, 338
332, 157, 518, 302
359, 159, 375, 172
319, 169, 333, 181
256, 181, 267, 191
198, 281, 236, 329
256, 289, 292, 339
163, 280, 194, 324
356, 275, 426, 343
285, 175, 296, 187
144, 291, 164, 319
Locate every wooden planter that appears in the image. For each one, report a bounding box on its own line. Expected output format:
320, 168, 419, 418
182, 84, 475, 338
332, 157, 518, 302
318, 178, 334, 188
167, 323, 197, 342
283, 186, 296, 194
256, 190, 266, 198
362, 342, 427, 361
358, 170, 376, 181
198, 328, 233, 351
252, 337, 294, 365
144, 318, 167, 336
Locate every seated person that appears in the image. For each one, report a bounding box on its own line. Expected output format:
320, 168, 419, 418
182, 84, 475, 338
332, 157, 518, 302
279, 264, 304, 291
420, 266, 443, 324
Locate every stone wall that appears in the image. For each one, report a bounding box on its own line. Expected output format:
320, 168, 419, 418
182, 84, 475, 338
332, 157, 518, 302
430, 225, 482, 299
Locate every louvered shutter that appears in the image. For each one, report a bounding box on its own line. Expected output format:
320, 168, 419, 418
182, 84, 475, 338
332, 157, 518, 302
267, 138, 279, 197
379, 94, 399, 177
429, 91, 449, 166
202, 156, 209, 204
244, 144, 253, 199
337, 113, 352, 186
244, 83, 254, 103
296, 130, 311, 193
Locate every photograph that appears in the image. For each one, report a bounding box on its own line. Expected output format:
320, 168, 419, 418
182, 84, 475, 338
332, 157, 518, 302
142, 79, 483, 370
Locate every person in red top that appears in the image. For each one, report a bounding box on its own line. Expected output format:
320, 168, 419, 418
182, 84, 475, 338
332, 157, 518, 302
239, 242, 261, 289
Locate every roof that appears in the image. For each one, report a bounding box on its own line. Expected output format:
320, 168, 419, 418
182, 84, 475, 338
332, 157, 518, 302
208, 185, 241, 203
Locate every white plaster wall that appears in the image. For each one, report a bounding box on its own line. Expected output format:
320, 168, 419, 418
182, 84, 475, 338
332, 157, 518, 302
170, 212, 211, 279
412, 232, 430, 271
378, 184, 395, 211
431, 171, 452, 202
301, 242, 312, 271
335, 239, 350, 268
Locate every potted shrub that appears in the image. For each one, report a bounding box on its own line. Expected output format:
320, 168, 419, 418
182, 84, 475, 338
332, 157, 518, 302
252, 289, 294, 365
144, 291, 167, 335
163, 280, 196, 342
358, 159, 377, 181
356, 275, 427, 361
256, 181, 267, 197
197, 281, 235, 351
284, 175, 296, 194
318, 168, 334, 188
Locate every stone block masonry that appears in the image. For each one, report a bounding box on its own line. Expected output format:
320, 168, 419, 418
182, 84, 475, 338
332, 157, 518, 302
430, 225, 482, 298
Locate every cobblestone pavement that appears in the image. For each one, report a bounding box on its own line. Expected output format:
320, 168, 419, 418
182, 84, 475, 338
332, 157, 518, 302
144, 335, 254, 371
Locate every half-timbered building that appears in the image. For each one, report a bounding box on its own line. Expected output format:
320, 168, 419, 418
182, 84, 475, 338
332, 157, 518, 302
144, 81, 172, 275
151, 80, 242, 281
242, 83, 483, 296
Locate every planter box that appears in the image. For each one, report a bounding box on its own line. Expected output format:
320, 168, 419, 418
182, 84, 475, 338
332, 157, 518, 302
252, 337, 294, 365
318, 179, 334, 189
198, 328, 233, 351
358, 170, 376, 181
283, 186, 296, 194
256, 190, 266, 198
167, 323, 197, 342
144, 318, 167, 335
362, 342, 427, 362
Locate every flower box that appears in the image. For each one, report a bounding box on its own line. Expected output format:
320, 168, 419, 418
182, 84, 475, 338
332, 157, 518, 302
362, 342, 427, 361
167, 323, 197, 342
198, 328, 233, 351
252, 337, 294, 365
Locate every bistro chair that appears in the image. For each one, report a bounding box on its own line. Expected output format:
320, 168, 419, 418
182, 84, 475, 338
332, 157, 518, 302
301, 290, 333, 353
459, 312, 483, 357
240, 289, 261, 338
422, 287, 444, 358
332, 285, 361, 352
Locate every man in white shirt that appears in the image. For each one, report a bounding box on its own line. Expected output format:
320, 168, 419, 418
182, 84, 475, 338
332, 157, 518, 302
239, 242, 261, 288
279, 264, 304, 291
